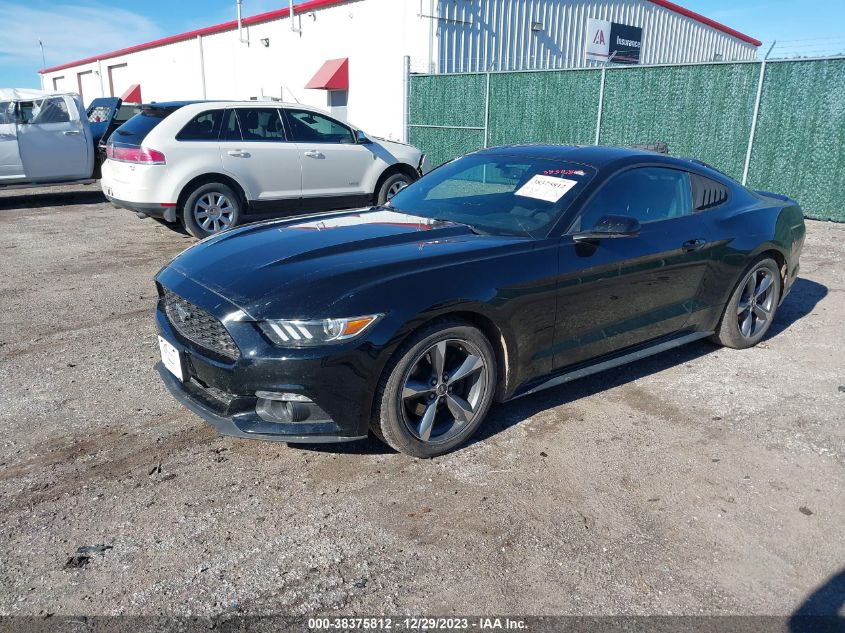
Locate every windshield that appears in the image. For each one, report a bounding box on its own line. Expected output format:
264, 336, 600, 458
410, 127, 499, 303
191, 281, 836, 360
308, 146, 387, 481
388, 154, 596, 237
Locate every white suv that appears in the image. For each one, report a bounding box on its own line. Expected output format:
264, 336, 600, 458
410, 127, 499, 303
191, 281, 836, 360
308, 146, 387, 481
101, 101, 428, 238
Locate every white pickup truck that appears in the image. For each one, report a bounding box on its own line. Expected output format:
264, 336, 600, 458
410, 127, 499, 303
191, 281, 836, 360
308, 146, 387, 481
0, 88, 111, 190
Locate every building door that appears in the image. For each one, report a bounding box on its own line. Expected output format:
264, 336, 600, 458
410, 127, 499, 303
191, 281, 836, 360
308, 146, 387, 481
77, 71, 100, 107
107, 64, 130, 98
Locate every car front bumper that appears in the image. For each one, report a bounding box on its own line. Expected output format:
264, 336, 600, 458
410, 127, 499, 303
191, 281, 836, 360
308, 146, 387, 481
154, 268, 378, 444
156, 363, 367, 443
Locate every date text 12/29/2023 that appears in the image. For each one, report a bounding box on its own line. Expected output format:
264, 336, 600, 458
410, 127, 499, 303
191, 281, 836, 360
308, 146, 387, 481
308, 617, 528, 630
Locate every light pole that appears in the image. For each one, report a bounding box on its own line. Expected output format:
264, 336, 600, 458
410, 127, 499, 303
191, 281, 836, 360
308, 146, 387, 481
38, 40, 46, 89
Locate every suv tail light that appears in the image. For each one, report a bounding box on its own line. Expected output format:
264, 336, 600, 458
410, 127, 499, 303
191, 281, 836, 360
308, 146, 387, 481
106, 144, 166, 165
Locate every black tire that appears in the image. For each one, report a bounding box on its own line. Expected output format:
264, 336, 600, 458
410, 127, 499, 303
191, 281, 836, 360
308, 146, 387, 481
375, 172, 413, 205
711, 256, 782, 349
182, 182, 242, 239
372, 319, 497, 458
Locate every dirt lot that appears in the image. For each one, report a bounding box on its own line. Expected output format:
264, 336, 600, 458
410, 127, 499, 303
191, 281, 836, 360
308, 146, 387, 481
0, 184, 842, 618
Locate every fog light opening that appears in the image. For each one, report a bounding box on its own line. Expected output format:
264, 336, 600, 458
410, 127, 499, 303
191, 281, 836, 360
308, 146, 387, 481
256, 398, 311, 424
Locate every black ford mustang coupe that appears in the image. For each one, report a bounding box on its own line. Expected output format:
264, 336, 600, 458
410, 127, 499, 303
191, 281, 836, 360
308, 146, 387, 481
154, 145, 805, 457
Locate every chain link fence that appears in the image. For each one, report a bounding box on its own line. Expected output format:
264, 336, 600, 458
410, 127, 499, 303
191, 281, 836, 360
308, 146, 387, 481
407, 57, 845, 222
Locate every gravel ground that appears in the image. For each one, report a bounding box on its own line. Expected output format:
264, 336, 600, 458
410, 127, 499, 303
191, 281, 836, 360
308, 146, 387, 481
0, 184, 842, 618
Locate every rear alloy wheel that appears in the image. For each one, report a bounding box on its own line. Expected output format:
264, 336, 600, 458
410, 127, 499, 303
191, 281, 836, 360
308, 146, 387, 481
376, 172, 412, 205
373, 321, 497, 457
711, 257, 781, 349
183, 182, 242, 239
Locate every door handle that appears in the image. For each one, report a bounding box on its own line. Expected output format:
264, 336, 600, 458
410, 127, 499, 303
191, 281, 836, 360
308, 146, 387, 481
682, 238, 707, 252
62, 130, 81, 136
227, 150, 249, 157
304, 150, 323, 159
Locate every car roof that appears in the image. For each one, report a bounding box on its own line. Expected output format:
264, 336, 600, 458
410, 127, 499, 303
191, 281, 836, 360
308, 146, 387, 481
476, 144, 667, 166
143, 100, 206, 109
161, 100, 316, 110
473, 144, 736, 183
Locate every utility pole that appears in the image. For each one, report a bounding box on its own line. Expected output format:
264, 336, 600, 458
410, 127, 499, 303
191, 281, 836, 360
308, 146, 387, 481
38, 40, 46, 90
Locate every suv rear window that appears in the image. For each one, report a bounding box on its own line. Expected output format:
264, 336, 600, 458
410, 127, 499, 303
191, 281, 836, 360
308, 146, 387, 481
110, 107, 175, 146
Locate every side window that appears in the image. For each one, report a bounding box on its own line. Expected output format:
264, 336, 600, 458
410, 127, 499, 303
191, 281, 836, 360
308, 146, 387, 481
576, 167, 692, 231
176, 110, 224, 141
24, 98, 71, 124
235, 108, 286, 142
222, 109, 242, 141
283, 108, 354, 144
0, 101, 12, 125
18, 101, 36, 124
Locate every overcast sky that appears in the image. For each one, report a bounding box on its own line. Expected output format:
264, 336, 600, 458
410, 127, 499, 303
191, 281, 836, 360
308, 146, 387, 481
1, 0, 842, 88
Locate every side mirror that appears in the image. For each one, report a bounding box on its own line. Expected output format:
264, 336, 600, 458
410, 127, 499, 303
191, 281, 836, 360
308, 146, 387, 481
572, 215, 641, 241
355, 130, 372, 144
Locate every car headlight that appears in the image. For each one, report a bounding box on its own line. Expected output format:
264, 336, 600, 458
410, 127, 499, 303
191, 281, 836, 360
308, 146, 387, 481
258, 315, 382, 347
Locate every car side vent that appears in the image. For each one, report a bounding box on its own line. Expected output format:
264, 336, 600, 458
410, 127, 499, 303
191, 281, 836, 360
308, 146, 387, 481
691, 174, 729, 211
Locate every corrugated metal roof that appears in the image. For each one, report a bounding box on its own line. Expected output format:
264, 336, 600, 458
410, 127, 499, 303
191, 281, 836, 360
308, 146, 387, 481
39, 0, 759, 75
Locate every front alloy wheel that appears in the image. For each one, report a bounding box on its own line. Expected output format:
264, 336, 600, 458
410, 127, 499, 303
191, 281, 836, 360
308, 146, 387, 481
373, 320, 497, 457
401, 339, 488, 443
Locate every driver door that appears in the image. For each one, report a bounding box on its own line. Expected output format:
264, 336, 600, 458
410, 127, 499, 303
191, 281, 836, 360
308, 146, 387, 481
17, 95, 92, 182
281, 108, 374, 210
0, 100, 24, 182
553, 166, 714, 370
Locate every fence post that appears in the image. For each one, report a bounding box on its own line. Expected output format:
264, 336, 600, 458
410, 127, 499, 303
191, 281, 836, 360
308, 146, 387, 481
594, 54, 615, 146
742, 42, 776, 185
483, 68, 491, 148
594, 66, 606, 145
402, 55, 411, 144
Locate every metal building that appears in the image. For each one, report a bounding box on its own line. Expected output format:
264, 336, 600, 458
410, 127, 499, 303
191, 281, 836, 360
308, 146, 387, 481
38, 0, 760, 142
437, 0, 760, 73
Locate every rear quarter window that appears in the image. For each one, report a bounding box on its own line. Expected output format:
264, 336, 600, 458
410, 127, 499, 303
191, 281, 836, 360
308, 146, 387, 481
176, 110, 224, 141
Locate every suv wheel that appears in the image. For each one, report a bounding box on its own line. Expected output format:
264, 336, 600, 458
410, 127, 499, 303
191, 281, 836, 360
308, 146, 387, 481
376, 172, 412, 205
372, 320, 497, 457
183, 182, 242, 239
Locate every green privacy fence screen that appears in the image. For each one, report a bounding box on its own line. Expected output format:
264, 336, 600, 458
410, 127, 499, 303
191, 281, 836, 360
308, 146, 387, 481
407, 58, 845, 222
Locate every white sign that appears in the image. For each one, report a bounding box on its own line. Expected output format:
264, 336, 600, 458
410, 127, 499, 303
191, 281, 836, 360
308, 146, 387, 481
586, 18, 611, 62
514, 175, 578, 203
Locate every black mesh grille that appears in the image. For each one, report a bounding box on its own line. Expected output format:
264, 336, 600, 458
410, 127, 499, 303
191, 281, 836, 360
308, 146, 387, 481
162, 289, 240, 360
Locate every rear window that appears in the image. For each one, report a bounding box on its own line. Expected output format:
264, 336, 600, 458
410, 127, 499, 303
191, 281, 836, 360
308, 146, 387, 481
109, 107, 174, 146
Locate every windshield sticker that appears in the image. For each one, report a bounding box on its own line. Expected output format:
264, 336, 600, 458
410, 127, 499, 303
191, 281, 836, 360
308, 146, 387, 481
515, 175, 578, 203
543, 168, 586, 176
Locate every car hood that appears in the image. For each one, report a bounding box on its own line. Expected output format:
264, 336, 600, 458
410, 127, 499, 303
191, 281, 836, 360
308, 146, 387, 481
163, 209, 522, 319
371, 136, 422, 163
